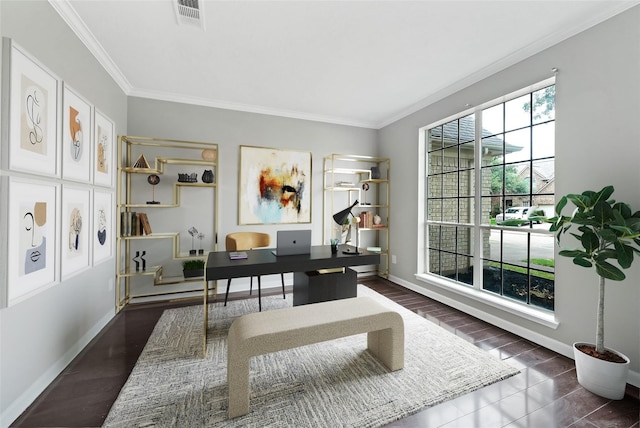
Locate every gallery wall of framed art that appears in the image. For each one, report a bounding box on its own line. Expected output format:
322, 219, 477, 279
0, 38, 117, 307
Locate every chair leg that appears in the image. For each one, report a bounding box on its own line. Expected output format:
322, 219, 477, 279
258, 276, 262, 312
281, 273, 286, 299
224, 278, 232, 306
249, 276, 253, 295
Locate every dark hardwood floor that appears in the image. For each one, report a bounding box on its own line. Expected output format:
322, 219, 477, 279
12, 277, 639, 427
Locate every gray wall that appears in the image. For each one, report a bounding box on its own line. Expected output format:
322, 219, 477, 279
0, 1, 127, 425
379, 5, 640, 380
127, 97, 377, 255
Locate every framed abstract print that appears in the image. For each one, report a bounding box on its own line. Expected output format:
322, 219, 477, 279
238, 145, 311, 225
93, 110, 115, 187
6, 178, 59, 306
61, 185, 91, 279
62, 84, 92, 182
3, 38, 59, 177
92, 190, 114, 265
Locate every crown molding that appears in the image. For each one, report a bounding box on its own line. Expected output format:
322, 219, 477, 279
49, 0, 132, 94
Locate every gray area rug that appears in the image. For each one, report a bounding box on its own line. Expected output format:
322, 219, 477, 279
103, 285, 518, 427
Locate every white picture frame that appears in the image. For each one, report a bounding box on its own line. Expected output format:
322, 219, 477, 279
6, 177, 59, 306
62, 84, 92, 182
93, 109, 115, 187
3, 38, 60, 177
61, 185, 91, 279
92, 189, 114, 265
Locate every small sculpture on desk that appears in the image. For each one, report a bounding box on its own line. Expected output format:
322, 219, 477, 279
147, 174, 160, 204
198, 232, 205, 255
188, 227, 198, 255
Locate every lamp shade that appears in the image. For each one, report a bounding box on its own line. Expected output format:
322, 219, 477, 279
333, 200, 358, 225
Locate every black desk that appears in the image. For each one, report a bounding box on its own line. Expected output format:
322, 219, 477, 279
202, 245, 380, 352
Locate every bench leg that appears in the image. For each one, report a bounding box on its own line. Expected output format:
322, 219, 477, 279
227, 357, 251, 418
367, 327, 404, 371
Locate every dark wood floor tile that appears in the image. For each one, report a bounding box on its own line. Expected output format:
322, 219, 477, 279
580, 394, 640, 428
528, 354, 576, 378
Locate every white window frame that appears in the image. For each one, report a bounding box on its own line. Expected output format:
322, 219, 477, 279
416, 77, 558, 329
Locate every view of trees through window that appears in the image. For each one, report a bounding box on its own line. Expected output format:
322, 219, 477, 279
425, 82, 555, 311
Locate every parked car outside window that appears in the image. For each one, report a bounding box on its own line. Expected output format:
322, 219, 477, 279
495, 206, 544, 226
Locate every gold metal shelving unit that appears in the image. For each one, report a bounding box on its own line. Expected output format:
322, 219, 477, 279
116, 136, 219, 311
323, 154, 390, 278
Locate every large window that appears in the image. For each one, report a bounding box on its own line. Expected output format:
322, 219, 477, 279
423, 80, 555, 312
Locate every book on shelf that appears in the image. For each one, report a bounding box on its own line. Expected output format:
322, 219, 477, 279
138, 213, 152, 235
229, 251, 248, 260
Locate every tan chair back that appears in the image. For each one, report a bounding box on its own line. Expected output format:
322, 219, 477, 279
226, 232, 270, 251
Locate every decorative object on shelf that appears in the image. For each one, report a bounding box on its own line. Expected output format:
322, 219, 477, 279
239, 145, 311, 225
370, 166, 381, 179
198, 232, 205, 255
374, 214, 382, 225
333, 200, 361, 254
147, 174, 160, 204
182, 259, 205, 278
188, 227, 199, 255
133, 250, 146, 271
178, 172, 198, 183
550, 185, 640, 399
361, 182, 370, 205
202, 169, 214, 183
330, 239, 339, 254
132, 154, 150, 169
201, 149, 217, 162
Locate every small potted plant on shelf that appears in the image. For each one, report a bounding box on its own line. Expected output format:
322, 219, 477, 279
182, 259, 205, 278
550, 185, 640, 399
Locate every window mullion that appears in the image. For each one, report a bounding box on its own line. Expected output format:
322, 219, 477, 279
473, 110, 483, 290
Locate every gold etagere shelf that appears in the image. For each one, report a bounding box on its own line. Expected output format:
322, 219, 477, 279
116, 135, 219, 312
323, 154, 390, 278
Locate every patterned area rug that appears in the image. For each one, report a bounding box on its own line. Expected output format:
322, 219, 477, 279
103, 285, 518, 427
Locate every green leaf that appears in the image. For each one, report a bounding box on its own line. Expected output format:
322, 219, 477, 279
559, 249, 588, 258
595, 185, 615, 204
615, 241, 634, 268
555, 196, 567, 216
580, 230, 599, 253
567, 194, 590, 211
595, 260, 625, 281
573, 257, 593, 268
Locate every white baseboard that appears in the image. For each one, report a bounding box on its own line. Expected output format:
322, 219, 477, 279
1, 309, 114, 428
387, 274, 640, 388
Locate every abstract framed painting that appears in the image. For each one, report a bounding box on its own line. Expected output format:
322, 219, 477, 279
238, 145, 311, 225
62, 84, 92, 182
92, 189, 114, 265
3, 38, 59, 177
61, 185, 91, 279
93, 109, 115, 187
6, 178, 59, 306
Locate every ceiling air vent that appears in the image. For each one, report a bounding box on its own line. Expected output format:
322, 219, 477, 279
174, 0, 205, 29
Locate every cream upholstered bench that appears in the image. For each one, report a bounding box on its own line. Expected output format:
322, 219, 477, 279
226, 296, 404, 418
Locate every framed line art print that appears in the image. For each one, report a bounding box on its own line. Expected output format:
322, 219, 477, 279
61, 185, 91, 279
3, 38, 59, 177
62, 84, 92, 182
6, 178, 59, 306
93, 110, 115, 187
238, 145, 311, 225
92, 189, 114, 265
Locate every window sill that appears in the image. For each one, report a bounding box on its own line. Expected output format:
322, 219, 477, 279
414, 273, 559, 329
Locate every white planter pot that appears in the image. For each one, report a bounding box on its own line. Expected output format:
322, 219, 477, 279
573, 342, 630, 400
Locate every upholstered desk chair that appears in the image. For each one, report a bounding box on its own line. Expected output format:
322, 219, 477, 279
224, 232, 286, 311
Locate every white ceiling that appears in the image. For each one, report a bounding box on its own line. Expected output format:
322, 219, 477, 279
52, 0, 637, 129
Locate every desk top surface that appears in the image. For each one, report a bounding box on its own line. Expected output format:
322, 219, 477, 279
205, 245, 380, 280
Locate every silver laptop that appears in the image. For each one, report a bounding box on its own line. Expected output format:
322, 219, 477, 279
272, 230, 312, 256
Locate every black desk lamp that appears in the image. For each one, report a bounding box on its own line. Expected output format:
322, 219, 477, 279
333, 200, 361, 254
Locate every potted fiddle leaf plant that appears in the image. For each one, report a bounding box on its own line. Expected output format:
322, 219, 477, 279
550, 185, 640, 399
